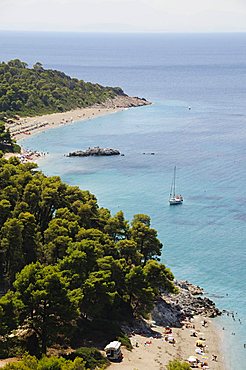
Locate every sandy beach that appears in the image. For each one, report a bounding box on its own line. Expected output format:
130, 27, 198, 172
3, 101, 128, 164
3, 105, 130, 165
4, 95, 150, 162
6, 106, 120, 141
109, 316, 224, 370
4, 106, 120, 163
5, 95, 151, 142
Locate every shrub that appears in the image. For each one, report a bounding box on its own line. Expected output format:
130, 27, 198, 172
166, 359, 191, 370
117, 335, 132, 350
3, 355, 87, 370
66, 347, 109, 369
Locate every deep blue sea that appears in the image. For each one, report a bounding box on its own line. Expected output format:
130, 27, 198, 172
1, 32, 246, 369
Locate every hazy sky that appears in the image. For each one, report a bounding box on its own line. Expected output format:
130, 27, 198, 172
1, 0, 246, 33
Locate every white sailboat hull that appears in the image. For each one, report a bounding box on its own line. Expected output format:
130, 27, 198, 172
169, 196, 183, 205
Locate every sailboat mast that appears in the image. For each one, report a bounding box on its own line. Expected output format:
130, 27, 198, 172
173, 166, 176, 196
169, 178, 173, 198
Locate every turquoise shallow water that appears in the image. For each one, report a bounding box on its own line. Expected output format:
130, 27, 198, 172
1, 32, 246, 368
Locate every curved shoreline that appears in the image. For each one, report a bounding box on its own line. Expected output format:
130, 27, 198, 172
4, 106, 124, 163
5, 95, 151, 141
7, 107, 122, 141
4, 95, 150, 162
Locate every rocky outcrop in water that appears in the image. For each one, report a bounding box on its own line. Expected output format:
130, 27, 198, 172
68, 147, 120, 157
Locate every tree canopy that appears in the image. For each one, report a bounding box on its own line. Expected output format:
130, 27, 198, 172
0, 157, 175, 357
0, 120, 19, 154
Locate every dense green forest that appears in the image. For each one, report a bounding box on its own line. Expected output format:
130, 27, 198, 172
0, 157, 176, 366
0, 59, 125, 117
0, 121, 20, 154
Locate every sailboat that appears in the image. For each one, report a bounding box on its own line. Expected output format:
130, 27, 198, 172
169, 166, 183, 205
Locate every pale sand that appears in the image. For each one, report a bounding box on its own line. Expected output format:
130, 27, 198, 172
3, 106, 122, 162
6, 106, 121, 141
3, 150, 46, 163
109, 316, 225, 370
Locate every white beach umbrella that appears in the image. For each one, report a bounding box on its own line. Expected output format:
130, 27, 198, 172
187, 356, 198, 363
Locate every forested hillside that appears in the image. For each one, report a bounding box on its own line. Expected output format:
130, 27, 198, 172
0, 120, 20, 154
0, 59, 125, 117
0, 157, 175, 360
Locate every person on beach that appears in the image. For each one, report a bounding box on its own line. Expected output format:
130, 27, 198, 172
212, 354, 217, 361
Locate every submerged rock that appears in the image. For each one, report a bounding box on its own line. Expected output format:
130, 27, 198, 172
68, 147, 121, 157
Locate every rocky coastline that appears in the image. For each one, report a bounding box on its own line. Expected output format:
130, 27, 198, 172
151, 280, 221, 328
92, 95, 151, 109
117, 280, 224, 369
122, 280, 221, 336
67, 147, 121, 157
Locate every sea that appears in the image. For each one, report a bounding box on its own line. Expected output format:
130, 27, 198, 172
1, 31, 246, 369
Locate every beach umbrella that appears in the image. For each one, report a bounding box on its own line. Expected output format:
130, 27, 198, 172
167, 335, 175, 343
187, 356, 198, 363
190, 330, 198, 337
196, 340, 205, 347
195, 348, 204, 354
